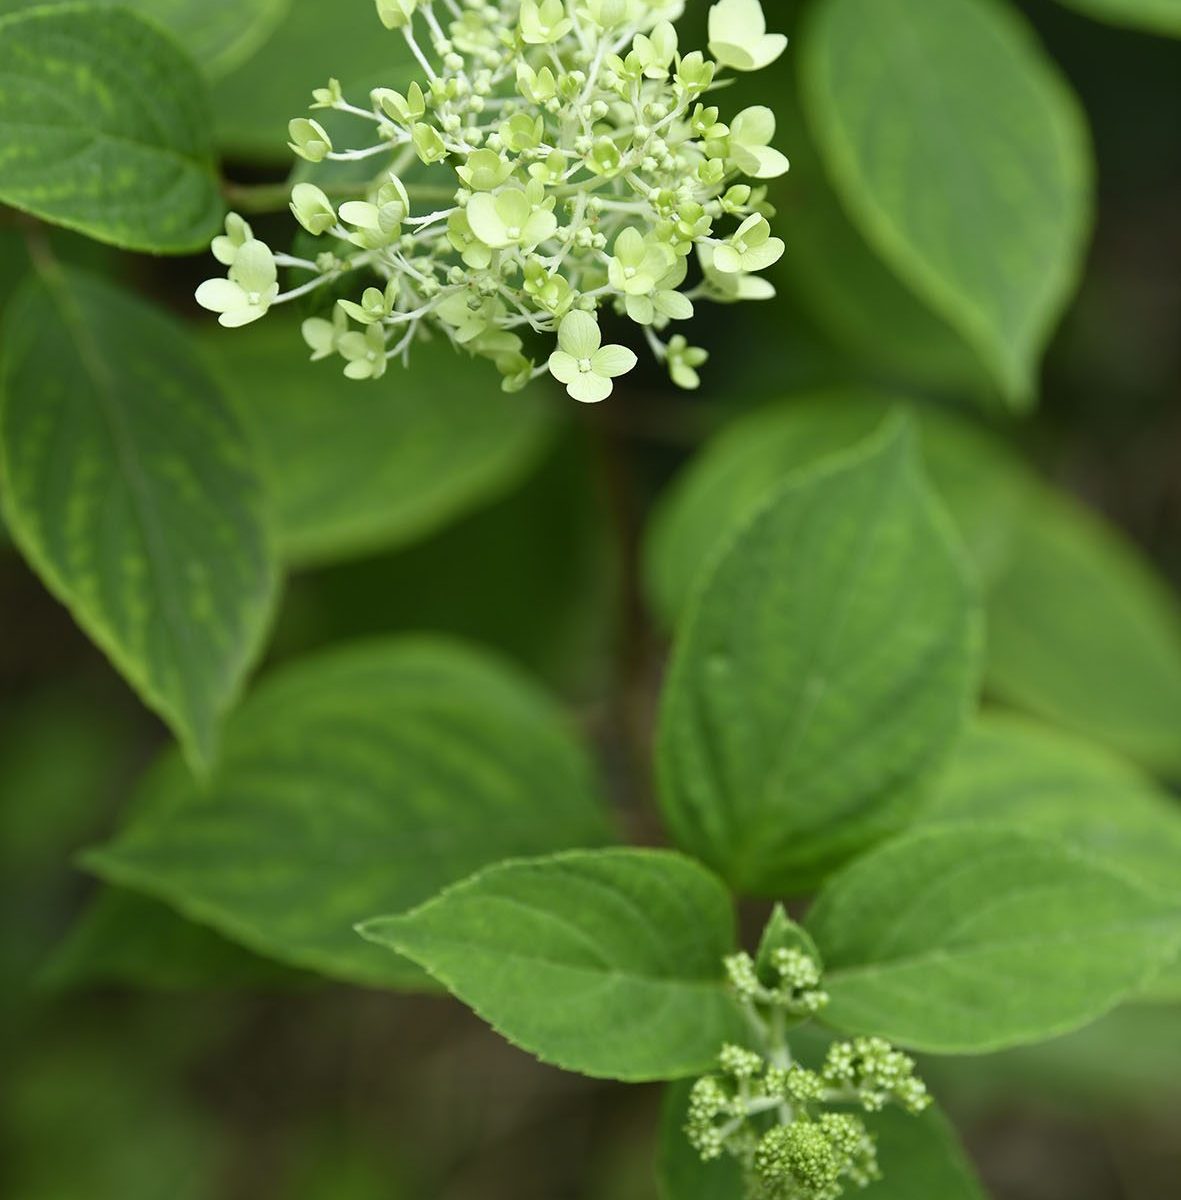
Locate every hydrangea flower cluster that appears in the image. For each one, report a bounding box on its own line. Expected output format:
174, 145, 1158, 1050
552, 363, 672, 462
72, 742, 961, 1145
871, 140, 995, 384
687, 911, 930, 1200
196, 0, 789, 401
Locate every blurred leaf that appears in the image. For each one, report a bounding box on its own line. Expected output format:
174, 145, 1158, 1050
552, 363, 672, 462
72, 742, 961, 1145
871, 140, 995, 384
927, 713, 1181, 903
985, 483, 1181, 773
0, 266, 279, 770
0, 0, 289, 77
644, 391, 1027, 630
808, 825, 1181, 1053
44, 885, 296, 991
1053, 0, 1181, 37
5, 1030, 219, 1200
204, 319, 554, 568
84, 637, 615, 988
361, 849, 745, 1081
800, 0, 1093, 406
0, 6, 223, 252
213, 0, 415, 158
657, 419, 982, 894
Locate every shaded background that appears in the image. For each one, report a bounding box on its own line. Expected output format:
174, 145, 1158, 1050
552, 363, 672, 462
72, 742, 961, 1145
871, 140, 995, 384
1, 0, 1179, 1197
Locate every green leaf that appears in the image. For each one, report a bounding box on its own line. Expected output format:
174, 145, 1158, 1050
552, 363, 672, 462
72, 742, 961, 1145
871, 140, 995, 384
927, 713, 1181, 904
212, 1, 416, 158
1053, 0, 1181, 37
360, 848, 745, 1080
644, 392, 1026, 631
657, 418, 982, 894
0, 0, 290, 77
83, 637, 614, 989
807, 825, 1181, 1053
658, 1085, 984, 1200
0, 5, 223, 253
0, 266, 278, 770
203, 319, 553, 568
985, 483, 1181, 772
800, 0, 1093, 406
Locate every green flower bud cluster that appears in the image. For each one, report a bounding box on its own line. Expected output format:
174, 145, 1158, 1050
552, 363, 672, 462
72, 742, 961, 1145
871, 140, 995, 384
197, 0, 789, 402
687, 927, 931, 1200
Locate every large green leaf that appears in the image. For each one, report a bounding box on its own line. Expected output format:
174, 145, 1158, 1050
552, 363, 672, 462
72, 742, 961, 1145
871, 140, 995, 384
83, 637, 614, 989
0, 267, 278, 769
807, 825, 1181, 1053
0, 5, 223, 253
213, 0, 416, 158
204, 319, 553, 567
0, 0, 289, 77
985, 484, 1181, 772
657, 419, 982, 894
1053, 0, 1181, 36
645, 392, 1026, 631
800, 0, 1093, 406
360, 849, 745, 1080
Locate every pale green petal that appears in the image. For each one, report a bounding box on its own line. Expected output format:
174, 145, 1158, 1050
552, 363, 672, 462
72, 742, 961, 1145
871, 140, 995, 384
231, 240, 277, 293
614, 226, 645, 265
218, 305, 267, 329
592, 344, 638, 378
711, 244, 743, 273
731, 105, 776, 147
195, 278, 245, 314
548, 350, 581, 384
557, 310, 602, 358
625, 295, 656, 325
495, 189, 532, 229
748, 145, 790, 179
655, 290, 694, 320
742, 237, 785, 271
524, 209, 558, 246
465, 193, 507, 246
567, 371, 613, 403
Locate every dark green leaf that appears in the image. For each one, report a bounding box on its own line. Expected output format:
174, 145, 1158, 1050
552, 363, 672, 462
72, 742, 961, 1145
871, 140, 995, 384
657, 418, 982, 894
0, 266, 278, 769
808, 825, 1180, 1053
800, 0, 1093, 405
84, 637, 614, 988
361, 848, 745, 1080
0, 5, 223, 252
204, 319, 553, 567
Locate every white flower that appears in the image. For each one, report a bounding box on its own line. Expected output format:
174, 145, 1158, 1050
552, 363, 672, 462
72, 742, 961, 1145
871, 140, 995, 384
711, 214, 785, 274
708, 0, 787, 72
195, 240, 279, 328
728, 107, 790, 179
548, 311, 637, 403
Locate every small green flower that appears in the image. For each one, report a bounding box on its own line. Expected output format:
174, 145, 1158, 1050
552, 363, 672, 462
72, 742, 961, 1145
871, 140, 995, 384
195, 240, 279, 328
436, 292, 503, 344
376, 0, 417, 29
708, 0, 787, 72
338, 323, 388, 379
499, 112, 545, 152
288, 117, 332, 163
311, 77, 343, 108
516, 62, 558, 104
607, 227, 675, 297
372, 82, 426, 124
338, 198, 405, 250
630, 20, 678, 79
585, 135, 624, 177
711, 213, 785, 274
673, 50, 716, 96
337, 282, 396, 325
728, 106, 790, 179
211, 212, 253, 266
289, 183, 337, 235
466, 185, 558, 249
301, 306, 348, 361
519, 0, 573, 45
699, 243, 777, 301
456, 148, 515, 191
548, 310, 637, 404
667, 335, 708, 388
411, 121, 447, 164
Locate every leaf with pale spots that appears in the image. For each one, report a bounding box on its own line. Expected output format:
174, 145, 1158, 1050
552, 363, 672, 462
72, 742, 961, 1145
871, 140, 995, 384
0, 5, 223, 253
0, 265, 278, 769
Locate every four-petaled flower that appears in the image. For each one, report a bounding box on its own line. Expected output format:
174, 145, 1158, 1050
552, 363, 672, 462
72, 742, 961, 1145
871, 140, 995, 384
548, 310, 637, 404
466, 186, 558, 250
708, 0, 788, 72
711, 214, 785, 274
195, 239, 280, 328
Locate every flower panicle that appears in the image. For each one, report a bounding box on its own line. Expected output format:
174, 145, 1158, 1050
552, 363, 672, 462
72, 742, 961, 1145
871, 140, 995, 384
197, 0, 790, 402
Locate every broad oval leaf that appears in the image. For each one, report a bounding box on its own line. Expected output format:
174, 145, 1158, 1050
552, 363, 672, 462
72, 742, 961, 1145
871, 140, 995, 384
0, 5, 223, 252
800, 0, 1093, 406
204, 320, 553, 567
0, 0, 289, 77
985, 483, 1181, 772
1054, 0, 1181, 36
0, 267, 278, 769
360, 848, 745, 1080
657, 419, 983, 894
644, 392, 1026, 630
807, 825, 1181, 1053
83, 637, 614, 989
